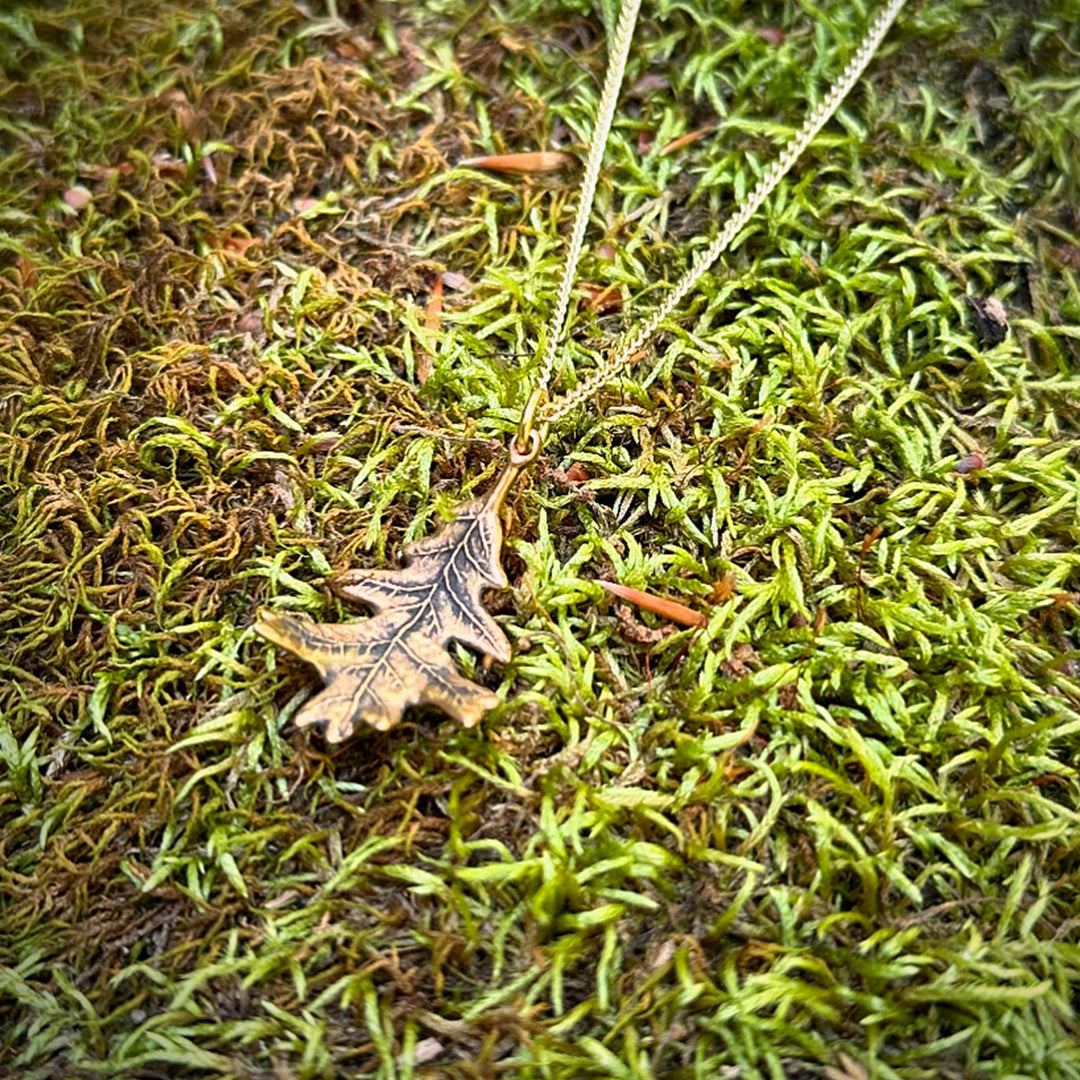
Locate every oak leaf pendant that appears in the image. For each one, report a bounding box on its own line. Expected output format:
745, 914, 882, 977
255, 496, 511, 742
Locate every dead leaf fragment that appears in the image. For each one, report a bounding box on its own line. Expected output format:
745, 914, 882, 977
581, 282, 622, 313
63, 185, 93, 210
424, 276, 443, 332
720, 642, 760, 679
599, 581, 707, 628
966, 295, 1008, 347
824, 1052, 869, 1080
649, 938, 677, 970
16, 254, 36, 288
710, 571, 737, 604
459, 151, 575, 174
219, 232, 262, 259
1054, 243, 1080, 269
161, 87, 200, 142
235, 310, 263, 336
497, 33, 527, 52
777, 682, 802, 711
441, 270, 473, 292
632, 73, 669, 94
413, 1038, 444, 1065
151, 151, 186, 179
332, 37, 370, 62
542, 460, 594, 500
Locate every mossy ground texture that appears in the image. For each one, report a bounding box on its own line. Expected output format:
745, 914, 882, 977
2, 0, 1080, 1076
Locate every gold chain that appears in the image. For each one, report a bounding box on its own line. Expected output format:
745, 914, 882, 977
512, 0, 642, 457
514, 0, 908, 448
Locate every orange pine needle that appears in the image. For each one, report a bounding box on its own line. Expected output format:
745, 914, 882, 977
658, 125, 714, 157
424, 276, 443, 332
598, 581, 707, 628
417, 276, 443, 386
459, 151, 575, 174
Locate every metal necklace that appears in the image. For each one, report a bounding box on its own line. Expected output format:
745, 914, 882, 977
255, 0, 908, 742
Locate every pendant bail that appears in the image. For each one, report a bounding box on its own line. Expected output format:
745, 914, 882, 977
509, 426, 544, 466
485, 427, 543, 513
514, 387, 544, 449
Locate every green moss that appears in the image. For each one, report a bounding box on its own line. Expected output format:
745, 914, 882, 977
2, 0, 1080, 1076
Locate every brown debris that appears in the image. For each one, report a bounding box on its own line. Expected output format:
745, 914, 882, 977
614, 604, 675, 645
966, 295, 1008, 347
563, 461, 590, 484
777, 681, 802, 711
720, 642, 761, 679
580, 282, 622, 313
709, 571, 738, 604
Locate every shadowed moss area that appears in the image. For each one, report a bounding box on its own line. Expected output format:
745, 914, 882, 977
2, 0, 1080, 1076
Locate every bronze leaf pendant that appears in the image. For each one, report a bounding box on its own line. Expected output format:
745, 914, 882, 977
255, 492, 512, 742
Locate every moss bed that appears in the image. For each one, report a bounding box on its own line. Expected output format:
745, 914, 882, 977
2, 0, 1080, 1076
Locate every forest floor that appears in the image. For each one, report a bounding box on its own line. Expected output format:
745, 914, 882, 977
2, 0, 1080, 1076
